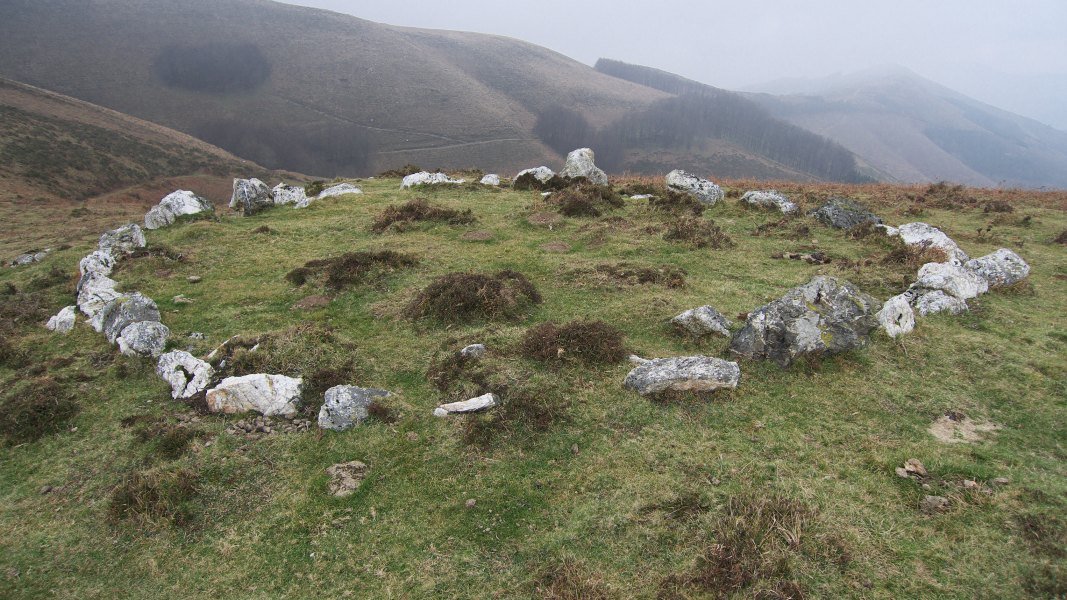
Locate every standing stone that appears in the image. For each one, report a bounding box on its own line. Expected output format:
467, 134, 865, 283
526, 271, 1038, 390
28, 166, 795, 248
205, 374, 303, 417
964, 249, 1030, 288
671, 306, 733, 337
318, 385, 391, 431
46, 306, 77, 334
116, 321, 170, 357
433, 393, 498, 417
623, 355, 741, 396
877, 294, 915, 338
78, 250, 115, 283
740, 190, 798, 214
809, 197, 882, 229
98, 224, 146, 256
666, 170, 724, 205
559, 148, 608, 185
144, 190, 214, 230
157, 350, 214, 399
730, 276, 880, 367
272, 183, 307, 207
229, 178, 273, 215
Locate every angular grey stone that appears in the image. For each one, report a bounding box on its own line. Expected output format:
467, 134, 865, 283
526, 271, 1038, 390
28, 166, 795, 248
623, 355, 740, 396
272, 183, 307, 207
46, 306, 77, 334
144, 190, 213, 230
514, 166, 555, 185
318, 385, 391, 431
666, 170, 724, 205
559, 148, 608, 185
157, 350, 214, 399
911, 262, 988, 301
98, 224, 146, 256
401, 172, 463, 189
229, 178, 273, 215
740, 190, 798, 214
460, 344, 487, 359
99, 292, 161, 343
912, 290, 968, 316
116, 321, 169, 357
729, 276, 880, 367
890, 222, 968, 264
809, 197, 882, 229
78, 250, 115, 284
76, 275, 125, 329
877, 294, 915, 338
205, 374, 302, 417
479, 174, 501, 186
433, 393, 497, 417
671, 306, 733, 337
964, 248, 1030, 288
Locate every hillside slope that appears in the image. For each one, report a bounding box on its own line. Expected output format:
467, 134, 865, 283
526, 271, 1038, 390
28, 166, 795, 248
746, 66, 1067, 189
0, 0, 866, 182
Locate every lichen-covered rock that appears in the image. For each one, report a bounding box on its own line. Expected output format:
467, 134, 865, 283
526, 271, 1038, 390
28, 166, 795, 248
401, 172, 464, 189
809, 197, 882, 229
157, 350, 214, 399
206, 374, 302, 417
666, 170, 724, 205
433, 393, 497, 417
460, 344, 486, 359
741, 190, 798, 214
99, 292, 161, 343
729, 276, 880, 367
46, 306, 77, 334
272, 183, 307, 207
912, 290, 969, 316
911, 262, 988, 301
559, 148, 608, 185
514, 166, 555, 185
312, 183, 363, 203
144, 190, 213, 230
78, 250, 115, 282
877, 294, 915, 338
479, 174, 501, 186
890, 222, 968, 264
76, 275, 125, 329
229, 178, 273, 215
671, 306, 733, 337
10, 248, 51, 267
965, 248, 1030, 288
318, 385, 391, 431
116, 321, 169, 357
98, 224, 146, 256
623, 355, 740, 395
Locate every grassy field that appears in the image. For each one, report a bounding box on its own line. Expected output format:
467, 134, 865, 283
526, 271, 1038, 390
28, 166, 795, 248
0, 176, 1064, 598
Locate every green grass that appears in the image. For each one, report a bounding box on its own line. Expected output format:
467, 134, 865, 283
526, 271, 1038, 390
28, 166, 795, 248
0, 179, 1065, 598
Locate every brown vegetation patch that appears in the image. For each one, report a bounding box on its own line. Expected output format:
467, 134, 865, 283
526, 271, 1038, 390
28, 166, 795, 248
1054, 230, 1067, 245
285, 250, 418, 290
528, 211, 564, 228
534, 559, 614, 600
648, 189, 706, 216
291, 295, 331, 311
460, 382, 568, 448
405, 270, 542, 323
520, 320, 627, 365
0, 377, 79, 445
928, 411, 1001, 444
571, 262, 687, 289
881, 240, 949, 271
461, 230, 493, 241
540, 242, 571, 253
376, 164, 423, 178
664, 217, 735, 249
122, 415, 203, 460
553, 184, 624, 218
371, 199, 475, 233
107, 468, 199, 527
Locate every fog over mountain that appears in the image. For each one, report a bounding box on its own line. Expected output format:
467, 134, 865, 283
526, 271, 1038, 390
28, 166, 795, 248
290, 0, 1067, 132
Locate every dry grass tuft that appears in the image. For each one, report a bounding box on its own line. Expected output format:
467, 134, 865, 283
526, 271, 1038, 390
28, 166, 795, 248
664, 217, 735, 249
520, 320, 627, 365
0, 377, 79, 445
405, 270, 542, 323
286, 250, 418, 290
371, 199, 475, 233
107, 468, 199, 527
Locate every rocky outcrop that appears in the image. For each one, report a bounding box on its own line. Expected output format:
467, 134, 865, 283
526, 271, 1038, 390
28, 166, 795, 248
205, 374, 303, 417
229, 178, 273, 215
433, 393, 497, 417
318, 385, 391, 431
730, 276, 880, 367
514, 166, 555, 185
666, 170, 724, 205
480, 174, 501, 186
98, 224, 146, 256
964, 249, 1030, 288
272, 183, 307, 207
623, 355, 741, 395
157, 350, 214, 399
116, 320, 169, 357
401, 172, 464, 189
671, 306, 732, 337
741, 190, 798, 214
884, 222, 968, 264
559, 148, 608, 185
809, 197, 882, 229
10, 249, 51, 267
46, 306, 76, 333
877, 294, 915, 338
144, 190, 213, 230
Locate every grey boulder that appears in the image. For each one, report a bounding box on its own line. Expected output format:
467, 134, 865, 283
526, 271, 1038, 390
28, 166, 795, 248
911, 290, 968, 317
480, 174, 501, 186
205, 374, 303, 417
911, 262, 988, 301
741, 190, 798, 214
46, 306, 77, 334
99, 292, 161, 343
401, 172, 463, 189
623, 355, 740, 396
76, 276, 125, 330
318, 385, 391, 431
272, 183, 307, 207
671, 306, 733, 337
98, 224, 146, 256
229, 178, 273, 215
809, 197, 882, 229
559, 148, 608, 185
144, 190, 213, 230
157, 350, 214, 399
886, 222, 968, 264
312, 183, 363, 202
729, 276, 880, 367
877, 294, 915, 338
460, 344, 487, 359
666, 170, 724, 205
116, 321, 169, 357
78, 250, 115, 283
514, 166, 555, 185
965, 249, 1030, 288
433, 393, 497, 417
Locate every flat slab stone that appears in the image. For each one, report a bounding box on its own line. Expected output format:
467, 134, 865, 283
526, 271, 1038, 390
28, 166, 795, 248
433, 393, 498, 417
206, 374, 302, 418
623, 355, 740, 396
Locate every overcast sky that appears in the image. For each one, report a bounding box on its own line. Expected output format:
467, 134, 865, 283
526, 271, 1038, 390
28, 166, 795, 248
284, 0, 1067, 130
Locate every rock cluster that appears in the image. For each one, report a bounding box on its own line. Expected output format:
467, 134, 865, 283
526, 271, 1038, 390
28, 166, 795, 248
144, 190, 213, 230
559, 148, 608, 185
227, 416, 314, 437
741, 190, 798, 214
903, 248, 1028, 317
665, 170, 724, 205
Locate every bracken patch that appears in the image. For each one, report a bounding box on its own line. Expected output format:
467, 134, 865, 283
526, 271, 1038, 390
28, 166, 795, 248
371, 199, 475, 233
520, 320, 627, 365
0, 377, 79, 445
664, 217, 735, 249
285, 250, 418, 290
107, 467, 199, 528
648, 189, 706, 216
405, 270, 542, 323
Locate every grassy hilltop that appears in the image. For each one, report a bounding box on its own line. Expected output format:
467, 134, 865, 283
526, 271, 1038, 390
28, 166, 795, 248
0, 175, 1065, 598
